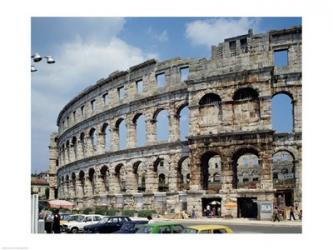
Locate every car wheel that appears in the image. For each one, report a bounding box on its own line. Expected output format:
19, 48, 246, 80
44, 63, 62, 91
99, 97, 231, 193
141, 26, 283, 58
71, 227, 79, 233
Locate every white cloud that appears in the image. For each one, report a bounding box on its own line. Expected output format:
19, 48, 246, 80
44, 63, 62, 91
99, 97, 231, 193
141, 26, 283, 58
146, 27, 169, 42
185, 18, 261, 47
31, 36, 157, 171
156, 30, 169, 42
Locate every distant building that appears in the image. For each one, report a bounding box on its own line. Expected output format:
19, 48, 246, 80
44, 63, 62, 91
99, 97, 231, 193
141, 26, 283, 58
31, 174, 49, 200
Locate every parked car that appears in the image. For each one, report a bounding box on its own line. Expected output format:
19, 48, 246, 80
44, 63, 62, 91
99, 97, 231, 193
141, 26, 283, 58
116, 220, 148, 233
183, 225, 233, 234
83, 216, 131, 233
136, 222, 185, 234
62, 214, 104, 233
59, 213, 72, 232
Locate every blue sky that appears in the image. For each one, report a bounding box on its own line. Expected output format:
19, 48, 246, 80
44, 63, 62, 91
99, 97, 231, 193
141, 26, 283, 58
31, 17, 301, 173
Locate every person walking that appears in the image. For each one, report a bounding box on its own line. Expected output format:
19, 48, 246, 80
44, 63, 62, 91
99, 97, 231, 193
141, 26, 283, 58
289, 206, 296, 221
272, 206, 280, 222
191, 206, 196, 218
52, 209, 61, 233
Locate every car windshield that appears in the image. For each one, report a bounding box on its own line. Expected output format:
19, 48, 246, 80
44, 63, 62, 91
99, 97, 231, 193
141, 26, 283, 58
62, 215, 71, 220
68, 215, 84, 222
99, 217, 111, 223
184, 228, 198, 234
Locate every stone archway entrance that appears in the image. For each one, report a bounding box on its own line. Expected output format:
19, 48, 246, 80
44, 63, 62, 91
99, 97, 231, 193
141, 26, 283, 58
237, 197, 258, 219
202, 197, 221, 217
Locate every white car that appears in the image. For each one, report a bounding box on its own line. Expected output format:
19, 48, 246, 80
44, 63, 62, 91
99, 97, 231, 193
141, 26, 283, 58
63, 214, 104, 233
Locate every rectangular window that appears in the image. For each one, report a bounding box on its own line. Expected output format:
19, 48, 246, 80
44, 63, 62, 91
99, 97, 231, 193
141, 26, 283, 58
180, 67, 189, 82
118, 86, 125, 101
229, 40, 236, 50
91, 99, 96, 111
136, 79, 143, 94
72, 111, 76, 122
66, 116, 69, 127
274, 49, 288, 67
102, 93, 109, 105
156, 73, 166, 88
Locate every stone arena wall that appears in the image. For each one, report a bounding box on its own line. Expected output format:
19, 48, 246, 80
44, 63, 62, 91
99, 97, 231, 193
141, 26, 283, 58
48, 26, 302, 218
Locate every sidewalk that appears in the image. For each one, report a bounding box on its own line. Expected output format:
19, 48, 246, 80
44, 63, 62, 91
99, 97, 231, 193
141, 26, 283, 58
152, 217, 302, 227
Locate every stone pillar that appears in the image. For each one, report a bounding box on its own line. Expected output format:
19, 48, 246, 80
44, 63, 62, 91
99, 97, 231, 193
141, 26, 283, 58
146, 160, 158, 192
259, 150, 274, 190
125, 163, 137, 194
294, 158, 302, 207
112, 127, 119, 152
190, 152, 201, 190
69, 144, 74, 163
97, 132, 104, 154
146, 113, 156, 145
86, 135, 94, 157
168, 156, 178, 192
79, 139, 85, 159
188, 105, 200, 136
110, 168, 120, 194
293, 98, 302, 133
67, 146, 71, 163
48, 132, 58, 200
221, 158, 234, 191
169, 108, 180, 142
126, 117, 136, 149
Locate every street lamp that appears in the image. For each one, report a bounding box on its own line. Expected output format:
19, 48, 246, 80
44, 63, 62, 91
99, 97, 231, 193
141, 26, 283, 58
31, 53, 56, 72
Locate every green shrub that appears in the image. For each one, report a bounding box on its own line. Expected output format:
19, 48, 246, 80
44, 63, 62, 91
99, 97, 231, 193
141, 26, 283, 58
122, 210, 137, 217
82, 207, 93, 214
106, 208, 119, 216
137, 210, 157, 218
95, 207, 108, 215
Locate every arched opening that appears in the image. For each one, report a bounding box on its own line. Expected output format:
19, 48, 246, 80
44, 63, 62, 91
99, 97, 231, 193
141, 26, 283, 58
272, 92, 293, 133
199, 93, 222, 125
233, 87, 260, 125
158, 174, 167, 192
71, 173, 76, 194
88, 168, 95, 194
272, 150, 295, 207
80, 133, 85, 157
65, 175, 69, 196
89, 128, 97, 152
232, 148, 260, 189
133, 161, 146, 192
201, 152, 222, 193
72, 137, 77, 160
155, 110, 169, 142
101, 123, 111, 151
79, 171, 85, 195
178, 105, 189, 141
116, 118, 127, 150
178, 157, 190, 190
115, 164, 126, 192
133, 114, 146, 147
100, 165, 110, 192
66, 140, 70, 162
154, 157, 169, 192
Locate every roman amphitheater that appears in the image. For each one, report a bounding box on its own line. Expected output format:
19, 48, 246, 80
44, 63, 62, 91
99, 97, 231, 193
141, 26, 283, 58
48, 26, 302, 218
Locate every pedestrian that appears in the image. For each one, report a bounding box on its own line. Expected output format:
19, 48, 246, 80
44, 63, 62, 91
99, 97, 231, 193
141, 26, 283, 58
192, 206, 196, 218
44, 210, 53, 234
52, 209, 61, 234
289, 206, 296, 221
272, 206, 280, 222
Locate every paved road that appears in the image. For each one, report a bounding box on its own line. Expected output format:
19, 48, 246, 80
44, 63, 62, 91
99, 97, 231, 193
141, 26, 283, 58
179, 220, 302, 234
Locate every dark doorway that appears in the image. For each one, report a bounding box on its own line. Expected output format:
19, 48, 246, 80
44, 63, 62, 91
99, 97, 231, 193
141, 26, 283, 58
275, 189, 293, 207
202, 197, 222, 217
237, 197, 258, 219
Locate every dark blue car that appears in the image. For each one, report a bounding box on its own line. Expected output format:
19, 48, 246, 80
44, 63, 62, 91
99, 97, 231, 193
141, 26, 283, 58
83, 216, 131, 233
